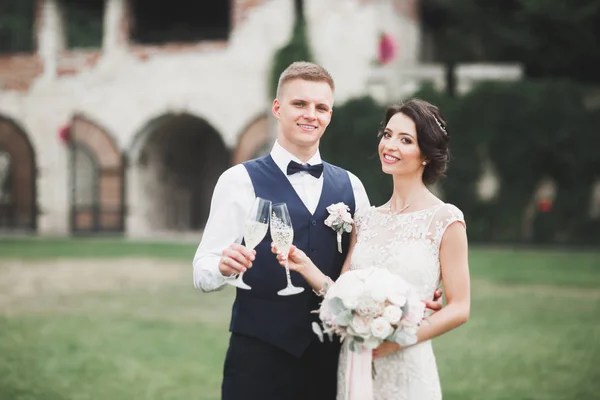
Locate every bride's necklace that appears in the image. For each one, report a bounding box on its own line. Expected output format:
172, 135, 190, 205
386, 202, 411, 214
387, 191, 429, 214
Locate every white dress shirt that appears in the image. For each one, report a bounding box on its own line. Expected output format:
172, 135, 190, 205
192, 141, 370, 292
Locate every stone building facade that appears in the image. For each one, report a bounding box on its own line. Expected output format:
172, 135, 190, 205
0, 0, 520, 237
0, 0, 429, 237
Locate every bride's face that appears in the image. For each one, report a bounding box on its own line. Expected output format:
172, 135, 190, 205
378, 112, 427, 177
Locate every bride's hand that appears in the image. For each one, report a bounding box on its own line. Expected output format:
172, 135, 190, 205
271, 243, 311, 273
372, 341, 401, 359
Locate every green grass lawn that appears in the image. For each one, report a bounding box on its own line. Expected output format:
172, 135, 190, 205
0, 238, 599, 400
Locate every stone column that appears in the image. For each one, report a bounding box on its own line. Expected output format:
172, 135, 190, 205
37, 0, 66, 80
103, 0, 130, 54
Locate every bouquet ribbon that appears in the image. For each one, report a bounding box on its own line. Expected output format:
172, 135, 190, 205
344, 342, 374, 400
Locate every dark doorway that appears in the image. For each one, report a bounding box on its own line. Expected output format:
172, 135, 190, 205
0, 116, 36, 231
133, 113, 229, 231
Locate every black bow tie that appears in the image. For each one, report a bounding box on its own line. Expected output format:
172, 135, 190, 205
287, 160, 324, 178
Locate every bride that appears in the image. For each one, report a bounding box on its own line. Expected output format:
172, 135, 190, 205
273, 98, 470, 399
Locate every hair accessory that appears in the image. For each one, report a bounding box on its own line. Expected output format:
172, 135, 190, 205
433, 116, 447, 135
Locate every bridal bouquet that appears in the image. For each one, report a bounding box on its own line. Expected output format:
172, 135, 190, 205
313, 268, 425, 349
312, 268, 426, 400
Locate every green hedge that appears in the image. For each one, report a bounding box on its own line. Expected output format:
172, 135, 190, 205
320, 80, 600, 244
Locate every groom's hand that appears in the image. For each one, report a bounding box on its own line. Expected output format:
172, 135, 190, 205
219, 243, 255, 277
423, 288, 443, 314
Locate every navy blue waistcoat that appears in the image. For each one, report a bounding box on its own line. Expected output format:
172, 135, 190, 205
230, 155, 356, 357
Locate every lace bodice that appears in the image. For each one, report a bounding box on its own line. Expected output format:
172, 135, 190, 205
338, 203, 465, 400
351, 203, 465, 300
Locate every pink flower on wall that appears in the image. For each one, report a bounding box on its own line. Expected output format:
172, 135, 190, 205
537, 199, 552, 213
58, 124, 71, 144
378, 32, 397, 65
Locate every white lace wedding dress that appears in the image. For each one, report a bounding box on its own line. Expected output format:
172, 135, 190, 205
337, 203, 465, 400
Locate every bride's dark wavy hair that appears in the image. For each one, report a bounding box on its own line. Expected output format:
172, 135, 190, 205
377, 98, 450, 185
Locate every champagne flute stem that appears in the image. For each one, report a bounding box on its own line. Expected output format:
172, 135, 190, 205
284, 258, 293, 286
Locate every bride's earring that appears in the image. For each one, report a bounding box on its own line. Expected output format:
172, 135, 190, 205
422, 161, 427, 166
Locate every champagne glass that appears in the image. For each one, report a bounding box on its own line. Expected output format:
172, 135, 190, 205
271, 203, 304, 296
227, 197, 271, 290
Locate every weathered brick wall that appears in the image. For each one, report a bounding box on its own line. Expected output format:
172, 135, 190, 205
0, 55, 43, 92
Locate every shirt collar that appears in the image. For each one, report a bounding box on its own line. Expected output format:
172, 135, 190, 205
271, 140, 322, 175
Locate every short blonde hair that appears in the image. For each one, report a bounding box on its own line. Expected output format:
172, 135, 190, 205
276, 61, 335, 98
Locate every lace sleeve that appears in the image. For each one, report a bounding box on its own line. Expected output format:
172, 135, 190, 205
353, 206, 370, 232
428, 204, 466, 248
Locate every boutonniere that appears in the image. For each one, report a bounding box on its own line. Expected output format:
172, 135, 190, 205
324, 203, 353, 253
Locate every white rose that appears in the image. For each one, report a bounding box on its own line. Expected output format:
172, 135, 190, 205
370, 317, 394, 339
364, 274, 393, 303
388, 293, 407, 307
334, 273, 363, 310
340, 291, 360, 310
349, 315, 371, 338
383, 305, 403, 325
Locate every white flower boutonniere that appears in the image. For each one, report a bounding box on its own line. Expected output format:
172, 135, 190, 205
324, 202, 353, 253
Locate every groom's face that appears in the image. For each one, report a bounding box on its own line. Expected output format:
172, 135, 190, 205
272, 78, 333, 153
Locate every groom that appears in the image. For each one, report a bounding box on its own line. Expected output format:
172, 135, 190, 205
193, 62, 440, 399
193, 61, 369, 400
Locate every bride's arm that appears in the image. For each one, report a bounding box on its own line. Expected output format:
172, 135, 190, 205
414, 221, 470, 343
271, 228, 358, 292
375, 221, 470, 358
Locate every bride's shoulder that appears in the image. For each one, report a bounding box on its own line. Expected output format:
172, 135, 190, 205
353, 205, 376, 226
438, 203, 464, 218
431, 203, 466, 229
354, 204, 373, 217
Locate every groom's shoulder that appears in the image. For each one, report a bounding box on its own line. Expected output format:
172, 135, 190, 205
322, 160, 347, 174
241, 154, 271, 168
216, 163, 250, 187
323, 160, 363, 183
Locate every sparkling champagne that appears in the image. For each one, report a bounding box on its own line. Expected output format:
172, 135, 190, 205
271, 228, 294, 254
243, 221, 268, 250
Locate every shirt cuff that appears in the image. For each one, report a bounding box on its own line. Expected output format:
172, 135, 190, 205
193, 258, 229, 292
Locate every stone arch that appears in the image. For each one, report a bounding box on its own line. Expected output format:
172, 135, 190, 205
69, 114, 125, 233
127, 113, 230, 234
231, 114, 271, 165
0, 116, 37, 231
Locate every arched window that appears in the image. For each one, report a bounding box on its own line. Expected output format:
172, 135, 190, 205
69, 115, 125, 233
